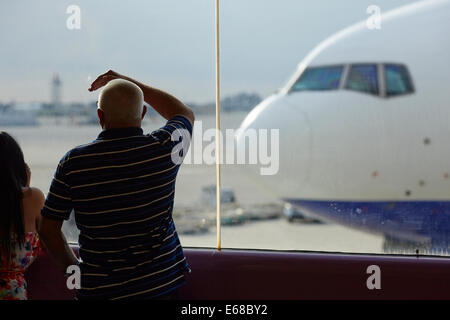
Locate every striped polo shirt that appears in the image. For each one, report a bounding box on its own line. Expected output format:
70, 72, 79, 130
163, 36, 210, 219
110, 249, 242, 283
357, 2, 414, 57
41, 115, 192, 300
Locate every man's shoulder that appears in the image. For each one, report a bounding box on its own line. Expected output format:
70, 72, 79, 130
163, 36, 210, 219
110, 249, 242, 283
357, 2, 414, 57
61, 140, 98, 162
58, 139, 103, 167
148, 115, 193, 148
61, 134, 161, 166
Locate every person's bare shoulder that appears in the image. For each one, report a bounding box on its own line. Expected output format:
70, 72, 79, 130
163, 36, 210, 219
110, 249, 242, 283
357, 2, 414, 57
23, 187, 45, 218
32, 187, 45, 205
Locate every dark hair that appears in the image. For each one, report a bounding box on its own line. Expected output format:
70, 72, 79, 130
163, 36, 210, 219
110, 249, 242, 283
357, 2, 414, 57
0, 131, 27, 264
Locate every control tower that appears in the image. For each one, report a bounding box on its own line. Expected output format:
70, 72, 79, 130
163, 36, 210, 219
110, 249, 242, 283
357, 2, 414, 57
51, 73, 62, 109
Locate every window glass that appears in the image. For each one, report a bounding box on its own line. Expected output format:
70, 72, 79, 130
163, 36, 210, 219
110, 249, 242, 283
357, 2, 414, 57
385, 64, 414, 96
2, 0, 448, 258
345, 64, 379, 95
291, 66, 343, 92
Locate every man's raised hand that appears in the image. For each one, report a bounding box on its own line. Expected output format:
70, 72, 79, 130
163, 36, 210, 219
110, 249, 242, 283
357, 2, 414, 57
88, 70, 121, 92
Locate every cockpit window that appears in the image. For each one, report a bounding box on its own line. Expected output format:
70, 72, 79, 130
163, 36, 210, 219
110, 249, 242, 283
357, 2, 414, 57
345, 64, 379, 96
385, 64, 414, 97
291, 66, 343, 92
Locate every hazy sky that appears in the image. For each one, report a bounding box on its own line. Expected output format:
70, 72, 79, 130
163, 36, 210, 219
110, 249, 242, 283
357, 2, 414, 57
0, 0, 417, 104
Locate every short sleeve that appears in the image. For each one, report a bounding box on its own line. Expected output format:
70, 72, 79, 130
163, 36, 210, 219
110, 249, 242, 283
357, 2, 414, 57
41, 155, 73, 221
150, 115, 193, 164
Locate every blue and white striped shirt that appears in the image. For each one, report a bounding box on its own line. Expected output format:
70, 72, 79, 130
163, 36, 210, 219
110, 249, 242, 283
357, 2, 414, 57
41, 115, 192, 300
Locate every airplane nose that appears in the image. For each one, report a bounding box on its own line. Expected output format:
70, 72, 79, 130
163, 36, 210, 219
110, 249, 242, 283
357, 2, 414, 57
235, 94, 312, 198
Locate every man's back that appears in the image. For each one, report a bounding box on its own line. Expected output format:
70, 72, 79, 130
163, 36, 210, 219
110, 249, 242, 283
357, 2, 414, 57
41, 115, 192, 300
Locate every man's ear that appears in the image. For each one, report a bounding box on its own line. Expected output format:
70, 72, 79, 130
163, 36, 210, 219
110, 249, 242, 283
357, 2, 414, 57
97, 108, 104, 128
141, 105, 147, 120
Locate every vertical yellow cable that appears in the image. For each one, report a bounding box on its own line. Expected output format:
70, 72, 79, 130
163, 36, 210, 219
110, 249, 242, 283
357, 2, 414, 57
215, 0, 221, 251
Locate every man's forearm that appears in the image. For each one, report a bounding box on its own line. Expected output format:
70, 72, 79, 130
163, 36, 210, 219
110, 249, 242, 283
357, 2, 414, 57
122, 76, 195, 124
39, 230, 79, 271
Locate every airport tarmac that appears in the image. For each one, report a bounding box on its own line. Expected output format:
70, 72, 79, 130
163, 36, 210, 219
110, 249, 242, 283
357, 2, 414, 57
179, 215, 384, 253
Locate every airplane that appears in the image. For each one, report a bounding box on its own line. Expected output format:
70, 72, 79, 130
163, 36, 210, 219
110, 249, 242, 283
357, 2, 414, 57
236, 0, 450, 255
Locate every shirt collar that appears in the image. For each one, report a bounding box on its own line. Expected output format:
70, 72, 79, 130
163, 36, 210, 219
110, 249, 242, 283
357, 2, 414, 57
97, 127, 144, 140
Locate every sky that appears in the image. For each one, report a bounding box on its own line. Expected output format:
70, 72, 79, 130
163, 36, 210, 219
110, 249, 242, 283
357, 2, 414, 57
0, 0, 417, 104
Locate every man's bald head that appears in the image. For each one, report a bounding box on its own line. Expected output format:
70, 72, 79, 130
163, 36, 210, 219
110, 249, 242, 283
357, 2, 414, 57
98, 79, 145, 129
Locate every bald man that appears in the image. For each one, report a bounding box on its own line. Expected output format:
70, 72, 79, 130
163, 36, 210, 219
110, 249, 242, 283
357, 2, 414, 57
97, 79, 145, 129
38, 70, 195, 300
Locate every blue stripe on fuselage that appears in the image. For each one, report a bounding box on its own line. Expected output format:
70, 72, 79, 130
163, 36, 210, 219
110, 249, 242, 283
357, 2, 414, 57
284, 199, 450, 252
